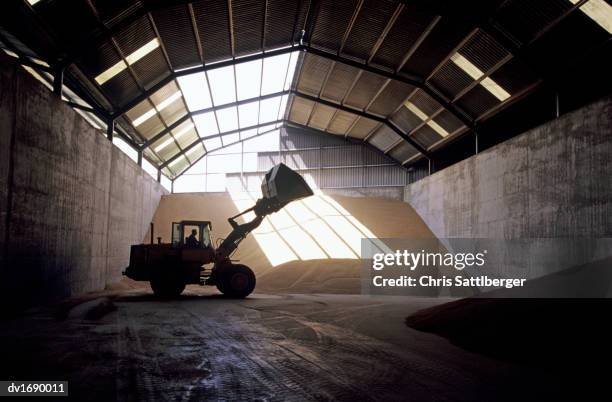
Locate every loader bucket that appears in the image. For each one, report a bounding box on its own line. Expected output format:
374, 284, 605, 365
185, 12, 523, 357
260, 163, 313, 210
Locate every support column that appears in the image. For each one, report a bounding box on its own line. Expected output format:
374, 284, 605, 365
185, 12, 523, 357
52, 66, 63, 98
137, 150, 143, 166
106, 119, 114, 141
157, 169, 161, 183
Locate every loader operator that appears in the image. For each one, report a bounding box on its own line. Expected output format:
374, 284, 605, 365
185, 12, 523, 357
186, 229, 200, 248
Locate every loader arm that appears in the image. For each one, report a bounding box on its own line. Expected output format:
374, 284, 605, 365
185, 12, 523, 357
215, 207, 265, 260
213, 163, 314, 263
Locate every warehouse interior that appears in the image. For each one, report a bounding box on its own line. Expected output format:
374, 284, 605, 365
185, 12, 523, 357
1, 0, 611, 400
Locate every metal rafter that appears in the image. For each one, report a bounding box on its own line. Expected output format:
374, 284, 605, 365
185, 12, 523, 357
172, 125, 281, 180
160, 120, 285, 169
338, 0, 364, 54
291, 90, 431, 159
368, 3, 404, 64
112, 45, 298, 118
15, 0, 595, 178
227, 0, 235, 57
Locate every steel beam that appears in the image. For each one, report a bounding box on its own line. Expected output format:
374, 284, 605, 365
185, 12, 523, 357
160, 120, 284, 169
171, 125, 281, 180
141, 89, 290, 149
111, 46, 297, 118
106, 119, 114, 141
290, 91, 431, 159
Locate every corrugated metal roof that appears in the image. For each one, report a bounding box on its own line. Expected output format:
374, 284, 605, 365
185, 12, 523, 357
4, 0, 609, 178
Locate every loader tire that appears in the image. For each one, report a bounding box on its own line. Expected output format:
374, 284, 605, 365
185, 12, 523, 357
217, 264, 256, 298
150, 268, 185, 298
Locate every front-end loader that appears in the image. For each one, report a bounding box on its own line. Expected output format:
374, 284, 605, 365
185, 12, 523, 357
123, 163, 313, 298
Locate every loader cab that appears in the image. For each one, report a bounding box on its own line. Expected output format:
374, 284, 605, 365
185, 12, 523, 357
171, 221, 212, 249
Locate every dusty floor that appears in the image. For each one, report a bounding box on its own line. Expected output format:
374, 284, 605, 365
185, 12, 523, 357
1, 287, 562, 401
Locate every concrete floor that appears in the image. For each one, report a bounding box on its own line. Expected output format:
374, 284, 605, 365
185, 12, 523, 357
0, 288, 561, 401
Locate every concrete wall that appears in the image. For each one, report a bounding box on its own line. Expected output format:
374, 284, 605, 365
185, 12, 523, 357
322, 186, 404, 200
0, 54, 167, 308
404, 95, 612, 239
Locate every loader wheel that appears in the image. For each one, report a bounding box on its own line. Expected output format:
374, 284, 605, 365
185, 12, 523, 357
150, 269, 185, 298
216, 264, 256, 298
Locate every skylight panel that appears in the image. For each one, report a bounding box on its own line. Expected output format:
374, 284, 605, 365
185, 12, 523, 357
222, 133, 240, 145
131, 90, 181, 127
238, 101, 259, 128
216, 107, 239, 132
427, 120, 449, 138
154, 122, 195, 152
240, 128, 259, 140
125, 39, 160, 64
154, 136, 175, 153
284, 52, 299, 91
207, 66, 236, 105
450, 52, 511, 102
262, 53, 290, 95
235, 60, 262, 100
259, 96, 281, 124
258, 124, 278, 134
404, 101, 429, 121
571, 0, 612, 34
404, 101, 449, 138
277, 94, 289, 120
186, 145, 202, 159
27, 0, 41, 5
177, 72, 212, 111
95, 61, 128, 85
155, 90, 182, 110
132, 108, 157, 127
169, 155, 187, 168
203, 137, 222, 151
450, 53, 484, 80
193, 112, 219, 137
480, 77, 510, 101
95, 38, 160, 85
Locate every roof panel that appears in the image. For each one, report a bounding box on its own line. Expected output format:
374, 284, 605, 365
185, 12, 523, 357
390, 106, 423, 134
192, 0, 232, 63
264, 0, 300, 49
342, 0, 398, 61
368, 125, 399, 151
310, 0, 359, 53
459, 30, 509, 73
320, 62, 360, 102
114, 15, 156, 56
309, 104, 336, 130
493, 0, 572, 45
129, 49, 171, 90
328, 111, 358, 135
348, 117, 380, 139
367, 80, 415, 116
344, 71, 387, 110
432, 110, 464, 135
232, 0, 265, 56
288, 96, 315, 125
456, 84, 500, 119
152, 5, 201, 70
389, 141, 418, 163
401, 17, 473, 78
411, 125, 442, 149
428, 60, 474, 100
370, 6, 434, 70
409, 90, 442, 116
297, 53, 333, 96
